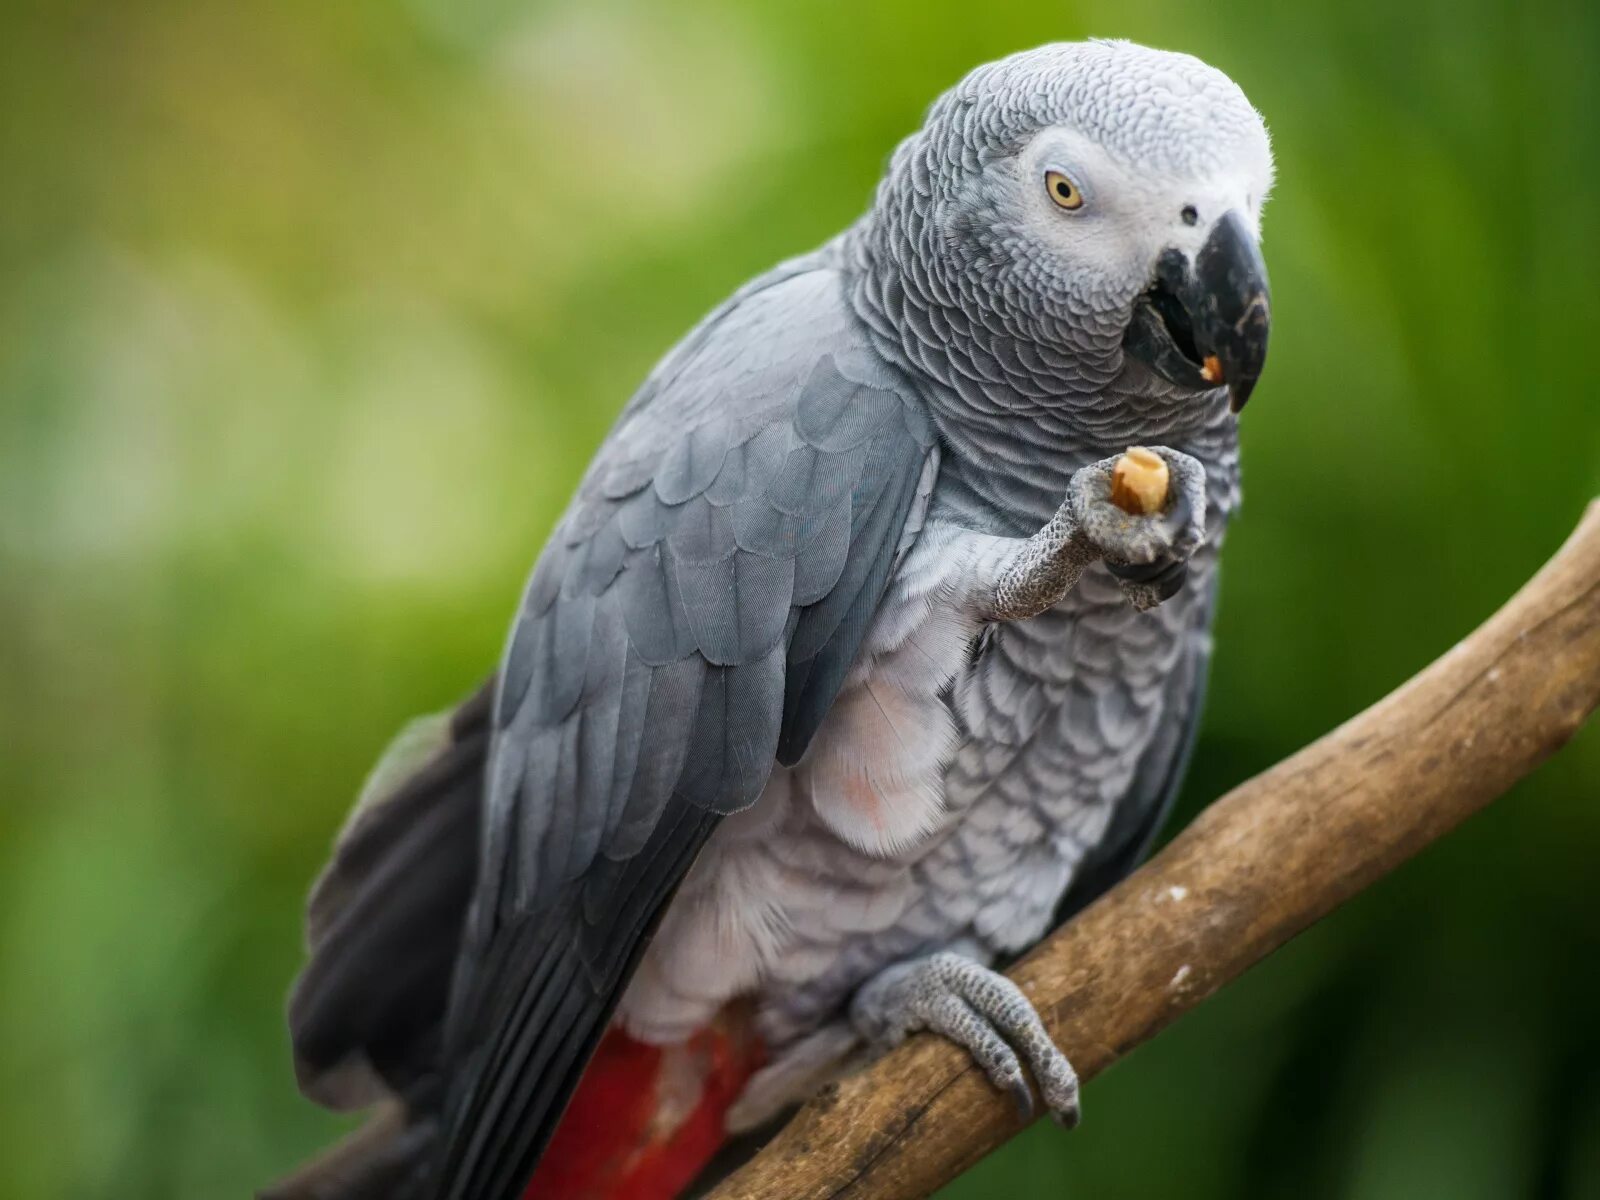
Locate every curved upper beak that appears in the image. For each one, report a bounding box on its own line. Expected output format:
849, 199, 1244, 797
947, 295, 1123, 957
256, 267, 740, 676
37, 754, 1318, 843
1194, 211, 1271, 411
1123, 209, 1271, 412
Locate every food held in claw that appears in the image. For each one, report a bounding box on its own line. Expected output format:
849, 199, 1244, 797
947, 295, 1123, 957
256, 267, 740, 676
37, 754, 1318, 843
1110, 447, 1171, 515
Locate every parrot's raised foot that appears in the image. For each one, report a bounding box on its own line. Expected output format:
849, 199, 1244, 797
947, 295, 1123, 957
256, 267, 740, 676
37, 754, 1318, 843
1068, 447, 1208, 612
850, 950, 1081, 1127
977, 446, 1208, 620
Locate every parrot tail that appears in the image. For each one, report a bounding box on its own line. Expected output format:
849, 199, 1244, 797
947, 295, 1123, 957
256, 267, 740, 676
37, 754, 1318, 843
263, 1012, 764, 1200
287, 680, 493, 1110
263, 681, 493, 1199
267, 677, 766, 1199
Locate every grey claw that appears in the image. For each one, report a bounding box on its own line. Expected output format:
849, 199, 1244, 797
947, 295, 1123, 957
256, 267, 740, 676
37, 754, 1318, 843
850, 952, 1081, 1128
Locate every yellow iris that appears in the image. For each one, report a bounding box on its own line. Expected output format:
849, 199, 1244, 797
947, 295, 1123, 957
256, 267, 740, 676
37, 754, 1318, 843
1045, 170, 1084, 210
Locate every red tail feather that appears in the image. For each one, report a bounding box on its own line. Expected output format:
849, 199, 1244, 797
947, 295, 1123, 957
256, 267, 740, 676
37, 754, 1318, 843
525, 1009, 763, 1200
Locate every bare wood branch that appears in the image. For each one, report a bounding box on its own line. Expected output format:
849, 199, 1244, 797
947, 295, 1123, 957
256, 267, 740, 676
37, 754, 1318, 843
708, 501, 1600, 1200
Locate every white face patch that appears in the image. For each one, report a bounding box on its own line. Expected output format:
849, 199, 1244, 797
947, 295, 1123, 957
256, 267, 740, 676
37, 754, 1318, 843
1013, 115, 1274, 315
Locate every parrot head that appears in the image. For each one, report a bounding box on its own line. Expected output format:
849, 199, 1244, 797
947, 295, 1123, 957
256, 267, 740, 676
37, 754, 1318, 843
877, 39, 1274, 412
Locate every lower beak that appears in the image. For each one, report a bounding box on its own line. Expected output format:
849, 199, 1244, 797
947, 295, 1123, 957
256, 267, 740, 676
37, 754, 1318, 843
1123, 210, 1272, 412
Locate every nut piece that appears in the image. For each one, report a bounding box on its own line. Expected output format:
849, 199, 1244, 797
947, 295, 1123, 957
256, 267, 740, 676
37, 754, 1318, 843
1110, 447, 1170, 516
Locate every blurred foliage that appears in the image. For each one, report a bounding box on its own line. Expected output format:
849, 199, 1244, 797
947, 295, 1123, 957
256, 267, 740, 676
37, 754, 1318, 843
2, 0, 1598, 1196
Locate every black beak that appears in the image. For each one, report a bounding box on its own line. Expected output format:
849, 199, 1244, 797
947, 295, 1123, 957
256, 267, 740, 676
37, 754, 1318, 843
1122, 210, 1271, 412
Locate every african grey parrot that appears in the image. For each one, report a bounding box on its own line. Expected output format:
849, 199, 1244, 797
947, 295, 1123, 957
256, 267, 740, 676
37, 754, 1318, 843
268, 38, 1273, 1200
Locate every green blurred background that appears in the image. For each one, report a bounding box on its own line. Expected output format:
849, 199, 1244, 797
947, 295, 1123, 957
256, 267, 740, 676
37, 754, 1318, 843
3, 0, 1598, 1196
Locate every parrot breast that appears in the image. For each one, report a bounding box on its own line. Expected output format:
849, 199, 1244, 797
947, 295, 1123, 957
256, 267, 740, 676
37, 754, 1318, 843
525, 1007, 764, 1200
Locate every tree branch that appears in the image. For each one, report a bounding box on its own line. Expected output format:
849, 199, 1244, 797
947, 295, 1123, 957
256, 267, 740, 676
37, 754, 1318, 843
708, 501, 1600, 1200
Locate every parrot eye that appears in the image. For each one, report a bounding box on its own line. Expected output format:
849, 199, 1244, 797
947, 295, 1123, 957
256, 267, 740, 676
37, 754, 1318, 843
1044, 170, 1084, 211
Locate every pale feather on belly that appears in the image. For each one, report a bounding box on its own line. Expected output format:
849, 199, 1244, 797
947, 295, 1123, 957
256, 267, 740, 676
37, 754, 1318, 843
799, 679, 956, 855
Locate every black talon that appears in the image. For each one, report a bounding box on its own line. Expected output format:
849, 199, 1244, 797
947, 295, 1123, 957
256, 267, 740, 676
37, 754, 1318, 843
1010, 1079, 1036, 1122
1105, 557, 1171, 583
1158, 487, 1195, 539
1153, 558, 1188, 601
1106, 556, 1188, 602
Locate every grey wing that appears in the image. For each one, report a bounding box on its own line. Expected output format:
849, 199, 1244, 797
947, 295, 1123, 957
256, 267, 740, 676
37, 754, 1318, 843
433, 300, 937, 1200
1055, 568, 1218, 921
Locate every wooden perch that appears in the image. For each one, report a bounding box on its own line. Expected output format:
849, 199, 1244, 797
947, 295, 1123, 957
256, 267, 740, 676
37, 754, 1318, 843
708, 501, 1600, 1200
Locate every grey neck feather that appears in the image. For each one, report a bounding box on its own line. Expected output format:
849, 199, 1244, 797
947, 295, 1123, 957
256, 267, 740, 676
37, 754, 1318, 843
832, 104, 1237, 531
